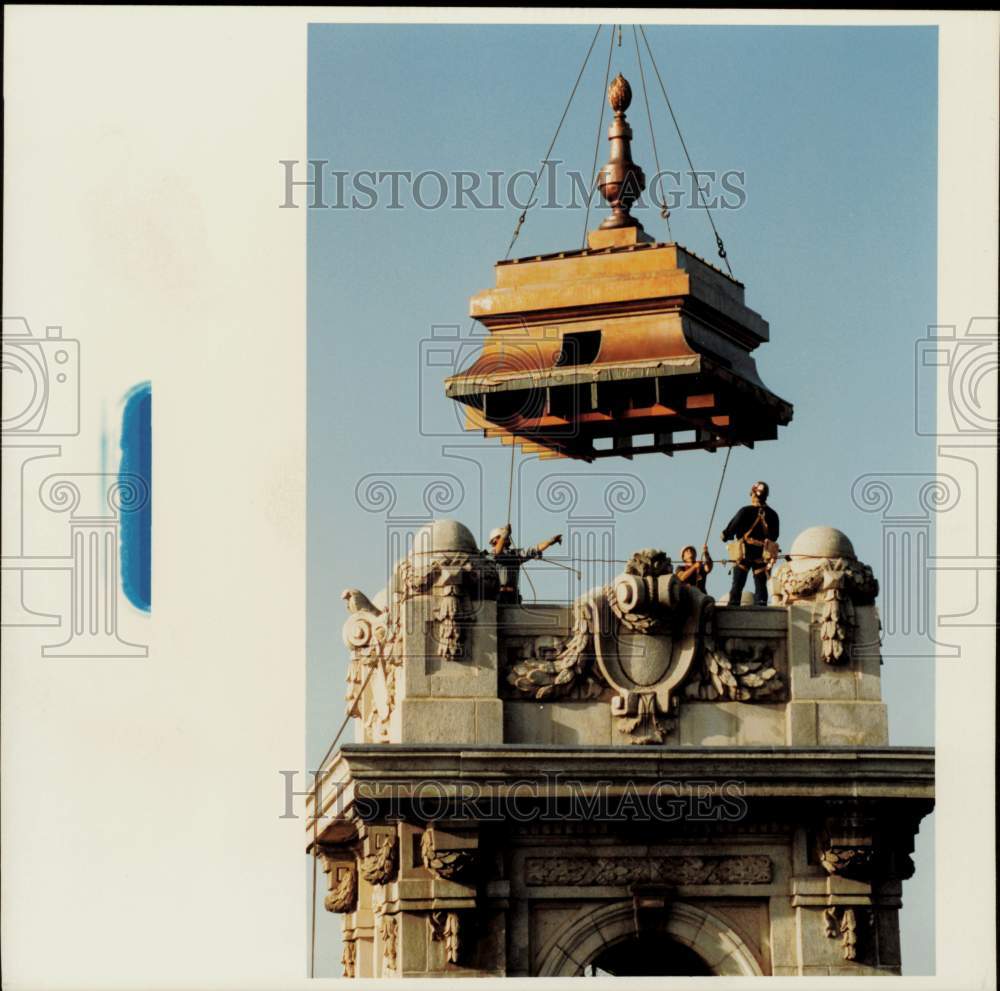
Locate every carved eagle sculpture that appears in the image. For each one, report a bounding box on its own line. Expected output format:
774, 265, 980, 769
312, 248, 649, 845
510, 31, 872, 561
340, 587, 385, 707
341, 587, 380, 617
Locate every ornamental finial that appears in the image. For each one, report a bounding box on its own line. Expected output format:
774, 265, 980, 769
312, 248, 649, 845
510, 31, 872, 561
608, 73, 632, 114
596, 74, 646, 232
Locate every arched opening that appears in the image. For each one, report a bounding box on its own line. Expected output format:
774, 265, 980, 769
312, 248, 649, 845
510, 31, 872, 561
585, 935, 714, 976
536, 900, 764, 977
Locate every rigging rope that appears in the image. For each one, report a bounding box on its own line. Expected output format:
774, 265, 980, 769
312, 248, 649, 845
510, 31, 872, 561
632, 25, 673, 241
638, 25, 734, 277
581, 25, 616, 246
309, 657, 380, 977
504, 24, 603, 260
703, 444, 734, 548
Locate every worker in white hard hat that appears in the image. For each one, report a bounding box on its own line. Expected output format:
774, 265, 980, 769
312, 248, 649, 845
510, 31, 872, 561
721, 481, 780, 606
487, 524, 562, 605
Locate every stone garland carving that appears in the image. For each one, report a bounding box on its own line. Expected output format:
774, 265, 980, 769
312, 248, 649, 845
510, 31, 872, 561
317, 852, 358, 913
824, 907, 860, 961
505, 599, 597, 700
394, 550, 497, 664
685, 633, 785, 702
360, 834, 399, 885
505, 548, 677, 702
379, 914, 398, 974
420, 827, 478, 882
341, 938, 357, 978
429, 910, 461, 965
525, 854, 772, 886
506, 549, 784, 742
772, 559, 878, 664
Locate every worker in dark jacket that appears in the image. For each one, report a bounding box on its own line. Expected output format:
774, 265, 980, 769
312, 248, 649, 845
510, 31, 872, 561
488, 524, 562, 605
721, 481, 779, 606
676, 544, 713, 593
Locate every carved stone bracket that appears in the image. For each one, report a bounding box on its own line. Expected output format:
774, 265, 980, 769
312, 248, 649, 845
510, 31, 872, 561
360, 831, 399, 885
429, 910, 461, 964
816, 807, 876, 881
316, 849, 358, 913
420, 825, 479, 882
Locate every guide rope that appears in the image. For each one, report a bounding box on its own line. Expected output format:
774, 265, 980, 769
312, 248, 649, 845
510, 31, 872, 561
309, 658, 380, 977
638, 25, 734, 277
703, 444, 733, 548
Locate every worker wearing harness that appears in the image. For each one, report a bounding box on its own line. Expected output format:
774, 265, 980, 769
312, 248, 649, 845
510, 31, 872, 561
488, 524, 562, 605
721, 481, 780, 607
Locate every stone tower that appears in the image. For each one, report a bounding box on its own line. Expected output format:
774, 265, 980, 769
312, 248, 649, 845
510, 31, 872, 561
309, 520, 933, 977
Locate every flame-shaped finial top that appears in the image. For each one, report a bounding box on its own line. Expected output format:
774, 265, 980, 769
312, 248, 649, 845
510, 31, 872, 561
608, 73, 632, 114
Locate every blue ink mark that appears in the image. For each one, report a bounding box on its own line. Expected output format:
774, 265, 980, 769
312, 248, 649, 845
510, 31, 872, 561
119, 382, 151, 612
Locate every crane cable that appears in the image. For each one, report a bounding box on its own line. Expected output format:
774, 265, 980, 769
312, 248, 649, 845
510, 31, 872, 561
632, 25, 673, 241
504, 24, 603, 260
581, 25, 616, 246
638, 25, 734, 277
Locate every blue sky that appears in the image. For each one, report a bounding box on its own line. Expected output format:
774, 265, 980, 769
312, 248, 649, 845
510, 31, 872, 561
307, 23, 937, 976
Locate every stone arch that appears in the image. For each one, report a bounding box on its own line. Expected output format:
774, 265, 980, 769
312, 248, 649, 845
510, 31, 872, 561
536, 899, 765, 977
